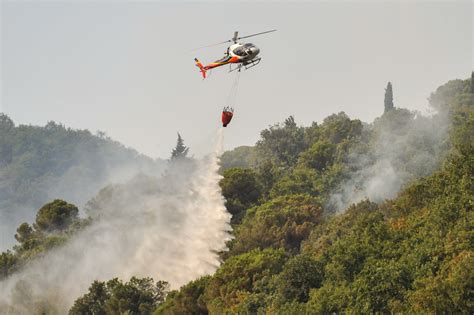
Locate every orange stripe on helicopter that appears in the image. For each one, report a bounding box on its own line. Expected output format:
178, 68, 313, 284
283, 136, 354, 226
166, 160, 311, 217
195, 56, 240, 79
205, 57, 240, 69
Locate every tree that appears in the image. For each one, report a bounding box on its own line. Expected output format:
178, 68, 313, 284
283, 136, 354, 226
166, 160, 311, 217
14, 223, 34, 244
69, 281, 109, 315
257, 116, 306, 166
0, 251, 17, 280
229, 194, 323, 255
205, 248, 287, 313
276, 254, 323, 303
428, 79, 467, 111
0, 114, 14, 131
320, 112, 363, 144
70, 277, 169, 315
298, 140, 336, 171
0, 115, 163, 248
256, 160, 281, 197
220, 146, 256, 170
384, 82, 394, 113
220, 168, 262, 221
171, 133, 189, 160
35, 199, 79, 232
156, 276, 210, 315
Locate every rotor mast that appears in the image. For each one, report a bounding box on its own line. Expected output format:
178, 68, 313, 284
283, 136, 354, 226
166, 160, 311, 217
232, 31, 239, 43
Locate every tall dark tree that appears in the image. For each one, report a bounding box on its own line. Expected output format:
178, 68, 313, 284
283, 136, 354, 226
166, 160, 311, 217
171, 133, 189, 160
384, 82, 394, 113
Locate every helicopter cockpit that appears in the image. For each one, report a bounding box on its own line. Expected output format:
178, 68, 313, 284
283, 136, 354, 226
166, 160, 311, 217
233, 46, 248, 57
233, 43, 259, 58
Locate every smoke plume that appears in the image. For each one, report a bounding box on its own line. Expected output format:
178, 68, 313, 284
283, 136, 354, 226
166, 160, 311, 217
0, 129, 232, 313
329, 109, 449, 211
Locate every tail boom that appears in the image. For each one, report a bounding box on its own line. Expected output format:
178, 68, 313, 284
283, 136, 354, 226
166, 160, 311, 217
194, 56, 240, 79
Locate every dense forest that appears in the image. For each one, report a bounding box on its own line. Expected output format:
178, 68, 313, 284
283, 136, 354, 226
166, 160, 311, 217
0, 118, 164, 250
0, 75, 472, 314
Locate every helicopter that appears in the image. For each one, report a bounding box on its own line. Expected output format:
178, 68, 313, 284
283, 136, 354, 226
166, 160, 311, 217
194, 29, 276, 79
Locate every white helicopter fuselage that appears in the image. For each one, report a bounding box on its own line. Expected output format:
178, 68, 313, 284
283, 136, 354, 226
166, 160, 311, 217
228, 42, 261, 63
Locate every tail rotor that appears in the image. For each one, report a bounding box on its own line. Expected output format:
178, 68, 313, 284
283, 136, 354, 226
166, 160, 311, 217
194, 58, 207, 79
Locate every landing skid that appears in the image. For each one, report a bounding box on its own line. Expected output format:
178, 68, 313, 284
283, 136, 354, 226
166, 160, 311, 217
229, 58, 262, 73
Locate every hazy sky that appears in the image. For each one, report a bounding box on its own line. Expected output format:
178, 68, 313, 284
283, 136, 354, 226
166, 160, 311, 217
1, 0, 472, 158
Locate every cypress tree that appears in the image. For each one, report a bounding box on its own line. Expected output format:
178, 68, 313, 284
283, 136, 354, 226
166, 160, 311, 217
384, 82, 394, 113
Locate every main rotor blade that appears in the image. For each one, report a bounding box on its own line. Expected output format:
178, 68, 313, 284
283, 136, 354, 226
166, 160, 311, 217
190, 29, 276, 52
190, 40, 232, 52
237, 29, 276, 40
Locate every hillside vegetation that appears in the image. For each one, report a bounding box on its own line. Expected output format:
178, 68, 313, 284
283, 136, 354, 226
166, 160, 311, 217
157, 76, 473, 314
0, 118, 164, 249
0, 76, 472, 314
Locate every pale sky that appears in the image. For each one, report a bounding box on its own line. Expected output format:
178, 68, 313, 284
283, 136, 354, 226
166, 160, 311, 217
1, 0, 472, 158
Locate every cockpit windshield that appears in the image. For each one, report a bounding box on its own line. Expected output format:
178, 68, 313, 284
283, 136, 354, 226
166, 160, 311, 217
233, 46, 248, 57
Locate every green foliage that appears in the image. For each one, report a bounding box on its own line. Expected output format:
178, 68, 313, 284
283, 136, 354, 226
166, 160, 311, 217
349, 259, 411, 313
0, 115, 162, 249
69, 281, 109, 315
0, 250, 18, 279
155, 276, 210, 315
219, 168, 262, 222
8, 76, 474, 314
70, 277, 169, 315
298, 140, 336, 171
319, 112, 363, 144
1, 199, 89, 281
229, 194, 323, 255
428, 78, 471, 111
196, 75, 472, 313
374, 107, 413, 135
35, 199, 79, 232
271, 163, 346, 207
409, 251, 474, 313
255, 160, 282, 198
191, 77, 472, 314
384, 82, 394, 112
299, 112, 472, 312
205, 248, 287, 313
305, 282, 351, 313
451, 103, 474, 156
269, 167, 318, 199
275, 254, 323, 303
220, 146, 256, 170
256, 116, 307, 167
221, 112, 363, 206
233, 292, 268, 314
14, 222, 34, 244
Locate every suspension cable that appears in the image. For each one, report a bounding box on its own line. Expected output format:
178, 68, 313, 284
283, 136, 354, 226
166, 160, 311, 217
225, 71, 241, 109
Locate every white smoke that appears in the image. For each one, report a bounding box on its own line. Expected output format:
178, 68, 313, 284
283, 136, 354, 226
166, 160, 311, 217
329, 109, 449, 212
0, 129, 232, 313
0, 127, 166, 252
